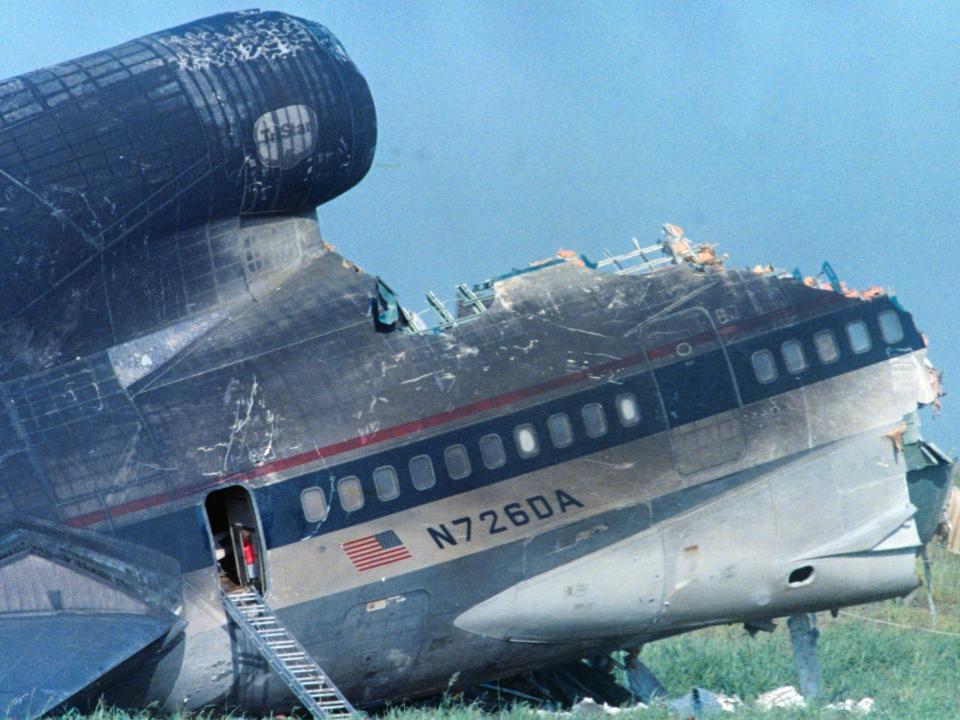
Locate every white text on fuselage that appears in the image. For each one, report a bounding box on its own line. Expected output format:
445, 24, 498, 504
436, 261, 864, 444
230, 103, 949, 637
427, 490, 585, 549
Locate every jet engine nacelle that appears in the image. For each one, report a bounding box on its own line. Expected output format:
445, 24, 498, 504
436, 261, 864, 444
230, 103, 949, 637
0, 10, 376, 376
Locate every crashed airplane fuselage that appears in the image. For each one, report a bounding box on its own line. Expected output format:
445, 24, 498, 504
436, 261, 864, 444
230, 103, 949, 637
0, 9, 952, 718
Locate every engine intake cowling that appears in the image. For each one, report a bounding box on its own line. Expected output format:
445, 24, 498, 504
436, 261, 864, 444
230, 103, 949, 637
0, 10, 376, 326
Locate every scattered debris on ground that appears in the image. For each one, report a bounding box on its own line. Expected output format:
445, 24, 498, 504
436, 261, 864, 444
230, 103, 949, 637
525, 687, 876, 716
667, 688, 742, 715
534, 697, 649, 717
754, 686, 806, 711
823, 697, 875, 714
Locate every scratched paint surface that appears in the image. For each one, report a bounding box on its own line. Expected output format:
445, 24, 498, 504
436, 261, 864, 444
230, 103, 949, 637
0, 7, 951, 718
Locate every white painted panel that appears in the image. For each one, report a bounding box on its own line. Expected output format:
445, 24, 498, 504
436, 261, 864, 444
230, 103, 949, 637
455, 530, 663, 641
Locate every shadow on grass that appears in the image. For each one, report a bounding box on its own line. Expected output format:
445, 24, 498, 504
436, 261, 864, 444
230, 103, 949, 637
49, 549, 960, 720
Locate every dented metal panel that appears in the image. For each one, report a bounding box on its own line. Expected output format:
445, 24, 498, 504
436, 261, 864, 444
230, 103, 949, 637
0, 8, 952, 718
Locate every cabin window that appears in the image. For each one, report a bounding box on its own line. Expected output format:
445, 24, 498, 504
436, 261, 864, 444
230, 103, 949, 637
846, 320, 872, 354
615, 393, 640, 427
878, 311, 904, 344
337, 476, 364, 512
373, 465, 400, 501
479, 433, 506, 469
409, 455, 436, 491
582, 403, 608, 438
751, 349, 778, 383
547, 413, 574, 448
814, 330, 839, 364
781, 340, 807, 374
300, 487, 329, 523
514, 424, 540, 458
444, 444, 471, 480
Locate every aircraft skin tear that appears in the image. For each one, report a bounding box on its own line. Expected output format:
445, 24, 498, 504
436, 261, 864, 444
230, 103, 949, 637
0, 9, 952, 718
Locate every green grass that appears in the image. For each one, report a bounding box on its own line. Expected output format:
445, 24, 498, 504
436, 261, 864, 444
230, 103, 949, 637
639, 543, 960, 718
376, 546, 960, 718
51, 547, 960, 720
606, 543, 960, 718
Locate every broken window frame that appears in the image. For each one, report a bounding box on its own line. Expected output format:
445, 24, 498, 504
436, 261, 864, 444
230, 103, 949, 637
479, 433, 506, 470
846, 320, 872, 355
581, 402, 608, 438
444, 444, 472, 480
409, 454, 436, 491
337, 475, 364, 512
514, 424, 540, 459
878, 310, 904, 345
547, 413, 574, 448
373, 465, 400, 501
300, 486, 329, 523
751, 349, 778, 384
814, 330, 840, 364
615, 393, 641, 427
781, 339, 807, 375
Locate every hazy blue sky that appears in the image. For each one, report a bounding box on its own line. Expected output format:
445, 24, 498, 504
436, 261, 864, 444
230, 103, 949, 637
1, 1, 957, 449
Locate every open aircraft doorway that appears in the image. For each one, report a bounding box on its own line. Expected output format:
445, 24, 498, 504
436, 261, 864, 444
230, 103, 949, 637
204, 486, 267, 595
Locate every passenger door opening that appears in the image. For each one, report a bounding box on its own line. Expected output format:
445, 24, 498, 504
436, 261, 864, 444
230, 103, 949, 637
204, 485, 267, 595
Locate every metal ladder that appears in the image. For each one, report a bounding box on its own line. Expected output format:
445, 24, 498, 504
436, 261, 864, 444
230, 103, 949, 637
221, 588, 357, 719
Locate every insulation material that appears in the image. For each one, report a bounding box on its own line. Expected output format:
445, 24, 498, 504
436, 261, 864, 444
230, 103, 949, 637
946, 486, 960, 554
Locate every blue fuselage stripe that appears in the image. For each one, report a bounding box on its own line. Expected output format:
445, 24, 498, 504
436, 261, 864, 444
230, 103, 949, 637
117, 300, 920, 572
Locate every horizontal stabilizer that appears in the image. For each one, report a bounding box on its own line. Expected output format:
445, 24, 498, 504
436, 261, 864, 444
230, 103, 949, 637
0, 519, 183, 719
0, 613, 172, 719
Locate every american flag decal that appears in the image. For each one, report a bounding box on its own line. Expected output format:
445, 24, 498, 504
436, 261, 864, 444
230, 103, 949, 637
342, 530, 412, 571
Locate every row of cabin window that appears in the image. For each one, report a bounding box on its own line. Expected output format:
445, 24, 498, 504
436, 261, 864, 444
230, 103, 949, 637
300, 393, 643, 521
750, 310, 904, 384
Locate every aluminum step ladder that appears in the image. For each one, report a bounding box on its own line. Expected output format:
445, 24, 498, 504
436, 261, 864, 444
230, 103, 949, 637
221, 588, 357, 719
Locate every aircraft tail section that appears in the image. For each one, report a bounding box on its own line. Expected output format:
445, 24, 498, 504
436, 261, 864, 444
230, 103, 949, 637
0, 9, 376, 376
1, 210, 329, 379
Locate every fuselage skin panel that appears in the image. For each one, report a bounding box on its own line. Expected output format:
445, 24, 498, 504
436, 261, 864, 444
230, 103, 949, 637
8, 235, 937, 711
0, 10, 945, 716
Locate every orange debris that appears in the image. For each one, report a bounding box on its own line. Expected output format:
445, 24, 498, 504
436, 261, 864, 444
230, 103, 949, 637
556, 248, 586, 267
